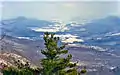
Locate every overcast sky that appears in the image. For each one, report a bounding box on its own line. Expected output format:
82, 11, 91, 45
1, 1, 120, 22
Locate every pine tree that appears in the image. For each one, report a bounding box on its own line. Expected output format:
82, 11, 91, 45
40, 32, 78, 75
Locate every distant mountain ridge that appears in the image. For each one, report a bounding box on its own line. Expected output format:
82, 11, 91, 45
1, 16, 120, 75
1, 16, 120, 51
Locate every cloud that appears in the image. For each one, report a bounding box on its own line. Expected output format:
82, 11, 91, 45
1, 1, 120, 22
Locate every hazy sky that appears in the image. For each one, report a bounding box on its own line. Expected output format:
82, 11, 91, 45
1, 1, 120, 22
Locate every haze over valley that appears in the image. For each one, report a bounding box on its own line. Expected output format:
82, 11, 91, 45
0, 1, 120, 75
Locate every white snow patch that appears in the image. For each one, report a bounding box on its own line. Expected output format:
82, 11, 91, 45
67, 44, 107, 52
111, 33, 120, 36
62, 37, 84, 43
106, 32, 120, 36
17, 37, 30, 40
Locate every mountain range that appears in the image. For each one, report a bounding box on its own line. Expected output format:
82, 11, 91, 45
1, 15, 120, 75
1, 16, 120, 50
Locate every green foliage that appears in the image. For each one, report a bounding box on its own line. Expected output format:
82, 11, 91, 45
40, 32, 79, 75
2, 67, 33, 75
80, 69, 87, 74
2, 60, 40, 75
2, 32, 86, 75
